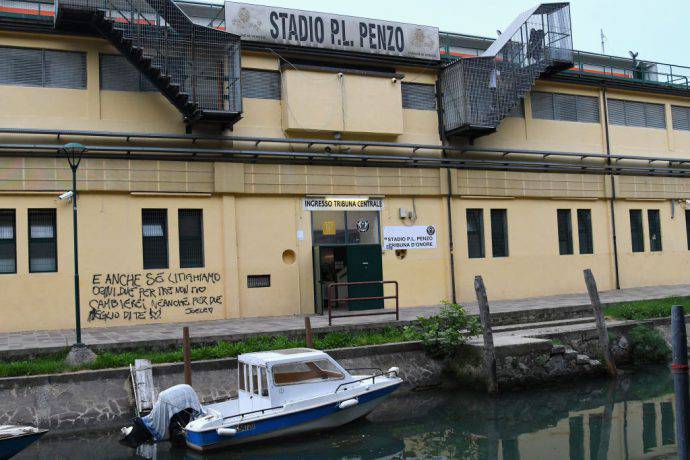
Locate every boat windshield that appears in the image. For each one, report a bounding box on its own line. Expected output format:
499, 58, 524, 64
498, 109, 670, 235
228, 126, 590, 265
272, 360, 344, 386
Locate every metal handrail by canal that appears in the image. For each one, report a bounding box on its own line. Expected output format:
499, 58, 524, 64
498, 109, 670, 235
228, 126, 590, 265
327, 280, 399, 326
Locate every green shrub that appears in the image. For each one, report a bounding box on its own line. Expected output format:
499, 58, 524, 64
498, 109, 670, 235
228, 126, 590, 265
406, 301, 481, 359
627, 325, 671, 364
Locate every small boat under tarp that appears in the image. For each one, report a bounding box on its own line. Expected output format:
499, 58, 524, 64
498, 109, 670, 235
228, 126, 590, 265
0, 425, 48, 460
121, 348, 402, 453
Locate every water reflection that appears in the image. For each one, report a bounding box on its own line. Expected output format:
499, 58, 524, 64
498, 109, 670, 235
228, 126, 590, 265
19, 366, 676, 459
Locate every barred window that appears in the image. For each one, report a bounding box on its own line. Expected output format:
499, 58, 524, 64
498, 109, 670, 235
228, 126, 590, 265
557, 209, 573, 255
241, 69, 281, 100
648, 209, 662, 252
28, 209, 57, 273
685, 210, 690, 250
0, 46, 86, 89
630, 210, 644, 253
531, 92, 600, 123
466, 209, 485, 259
401, 83, 436, 110
490, 209, 508, 257
577, 209, 593, 255
607, 99, 666, 128
0, 210, 16, 274
100, 54, 156, 92
142, 209, 168, 269
672, 105, 690, 131
179, 209, 204, 268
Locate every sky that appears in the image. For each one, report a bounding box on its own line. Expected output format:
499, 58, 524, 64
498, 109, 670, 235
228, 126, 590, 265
217, 0, 688, 66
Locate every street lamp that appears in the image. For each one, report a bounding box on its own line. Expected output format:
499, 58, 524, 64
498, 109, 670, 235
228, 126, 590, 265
61, 142, 86, 349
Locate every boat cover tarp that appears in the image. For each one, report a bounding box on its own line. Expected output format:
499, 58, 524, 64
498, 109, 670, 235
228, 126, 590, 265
141, 384, 203, 441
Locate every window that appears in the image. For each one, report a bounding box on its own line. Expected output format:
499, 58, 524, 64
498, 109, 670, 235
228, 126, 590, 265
686, 210, 690, 250
142, 209, 168, 269
272, 360, 344, 385
490, 209, 508, 257
100, 54, 156, 92
672, 105, 690, 131
178, 209, 204, 268
506, 99, 525, 118
531, 92, 600, 123
241, 69, 281, 99
311, 211, 380, 245
0, 46, 86, 89
0, 210, 16, 274
577, 209, 593, 255
648, 209, 662, 252
259, 367, 269, 397
607, 99, 666, 128
630, 210, 644, 252
238, 363, 246, 391
466, 209, 485, 258
28, 209, 57, 273
401, 83, 436, 110
557, 209, 573, 255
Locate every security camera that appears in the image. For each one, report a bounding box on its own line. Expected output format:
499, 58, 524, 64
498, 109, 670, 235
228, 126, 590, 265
391, 77, 397, 83
57, 191, 73, 201
337, 72, 344, 78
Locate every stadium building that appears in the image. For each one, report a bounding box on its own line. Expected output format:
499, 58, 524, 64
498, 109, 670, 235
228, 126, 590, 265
0, 0, 689, 332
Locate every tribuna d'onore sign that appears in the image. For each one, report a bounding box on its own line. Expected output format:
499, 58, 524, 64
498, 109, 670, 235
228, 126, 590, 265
225, 2, 440, 60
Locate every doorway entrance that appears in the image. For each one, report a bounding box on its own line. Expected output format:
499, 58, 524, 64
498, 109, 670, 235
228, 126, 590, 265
311, 211, 383, 313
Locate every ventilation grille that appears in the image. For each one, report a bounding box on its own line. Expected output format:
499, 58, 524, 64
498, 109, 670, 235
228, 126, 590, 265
247, 275, 271, 288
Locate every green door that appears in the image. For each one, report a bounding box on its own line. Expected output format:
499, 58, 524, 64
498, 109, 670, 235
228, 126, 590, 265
346, 244, 383, 310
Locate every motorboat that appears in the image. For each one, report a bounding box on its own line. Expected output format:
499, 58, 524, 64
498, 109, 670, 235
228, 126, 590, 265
121, 348, 402, 452
0, 425, 48, 460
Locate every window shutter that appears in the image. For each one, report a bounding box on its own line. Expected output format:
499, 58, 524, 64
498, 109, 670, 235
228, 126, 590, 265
401, 83, 436, 110
0, 46, 43, 87
506, 99, 524, 118
531, 92, 554, 120
624, 101, 646, 127
576, 95, 600, 123
241, 69, 281, 100
100, 54, 155, 92
554, 93, 577, 122
607, 99, 626, 125
44, 50, 87, 89
673, 106, 690, 131
644, 103, 666, 129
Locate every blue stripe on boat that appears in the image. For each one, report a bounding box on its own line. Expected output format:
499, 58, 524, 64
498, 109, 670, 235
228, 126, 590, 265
187, 384, 399, 448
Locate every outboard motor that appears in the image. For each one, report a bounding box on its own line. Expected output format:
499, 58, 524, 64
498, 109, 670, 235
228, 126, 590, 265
120, 384, 204, 448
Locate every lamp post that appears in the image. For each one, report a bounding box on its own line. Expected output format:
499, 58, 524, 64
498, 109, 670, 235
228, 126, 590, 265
61, 142, 86, 348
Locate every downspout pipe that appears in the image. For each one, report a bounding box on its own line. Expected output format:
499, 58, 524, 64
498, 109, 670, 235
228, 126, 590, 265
602, 86, 621, 290
436, 78, 458, 304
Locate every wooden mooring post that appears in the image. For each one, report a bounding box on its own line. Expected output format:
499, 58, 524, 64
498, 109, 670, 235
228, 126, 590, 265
304, 316, 314, 348
583, 269, 618, 377
474, 275, 498, 394
182, 326, 192, 386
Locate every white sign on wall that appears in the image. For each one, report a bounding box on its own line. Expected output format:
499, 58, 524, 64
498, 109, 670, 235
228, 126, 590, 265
225, 2, 440, 60
302, 197, 383, 211
383, 225, 437, 250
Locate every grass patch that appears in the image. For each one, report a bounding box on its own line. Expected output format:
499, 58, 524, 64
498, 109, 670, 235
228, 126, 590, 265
0, 327, 412, 378
604, 296, 690, 320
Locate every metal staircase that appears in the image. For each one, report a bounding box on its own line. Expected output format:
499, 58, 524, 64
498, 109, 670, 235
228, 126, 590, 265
439, 3, 573, 138
54, 0, 242, 127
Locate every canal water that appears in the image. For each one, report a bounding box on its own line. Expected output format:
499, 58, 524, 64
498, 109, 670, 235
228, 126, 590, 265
19, 365, 676, 459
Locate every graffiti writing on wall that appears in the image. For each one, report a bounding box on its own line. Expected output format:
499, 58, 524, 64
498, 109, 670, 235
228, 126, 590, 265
88, 272, 223, 322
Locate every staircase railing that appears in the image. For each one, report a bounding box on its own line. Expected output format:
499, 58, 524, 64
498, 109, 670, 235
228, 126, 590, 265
440, 3, 573, 136
54, 0, 241, 123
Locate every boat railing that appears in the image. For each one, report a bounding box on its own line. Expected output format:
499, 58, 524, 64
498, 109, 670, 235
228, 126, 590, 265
345, 367, 384, 374
334, 369, 399, 394
221, 405, 284, 422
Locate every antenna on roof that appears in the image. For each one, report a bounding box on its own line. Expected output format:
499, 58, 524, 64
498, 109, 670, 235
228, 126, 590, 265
600, 29, 606, 54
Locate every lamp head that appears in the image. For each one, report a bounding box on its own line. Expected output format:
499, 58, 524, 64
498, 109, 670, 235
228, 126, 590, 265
61, 142, 86, 168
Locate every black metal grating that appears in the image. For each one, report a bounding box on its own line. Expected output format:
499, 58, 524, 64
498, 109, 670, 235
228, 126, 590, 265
142, 209, 168, 269
28, 208, 57, 273
55, 0, 242, 122
241, 69, 281, 100
247, 274, 270, 288
401, 82, 436, 110
0, 210, 16, 274
100, 54, 156, 92
178, 209, 204, 268
0, 46, 86, 89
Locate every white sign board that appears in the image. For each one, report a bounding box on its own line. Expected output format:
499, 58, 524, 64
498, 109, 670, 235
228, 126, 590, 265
383, 225, 437, 250
302, 197, 383, 211
225, 2, 440, 60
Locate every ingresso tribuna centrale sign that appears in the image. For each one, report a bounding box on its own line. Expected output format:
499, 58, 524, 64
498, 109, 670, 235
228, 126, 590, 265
225, 2, 440, 60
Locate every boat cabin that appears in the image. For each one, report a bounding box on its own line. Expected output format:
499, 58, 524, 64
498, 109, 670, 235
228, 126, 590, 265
236, 349, 353, 412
